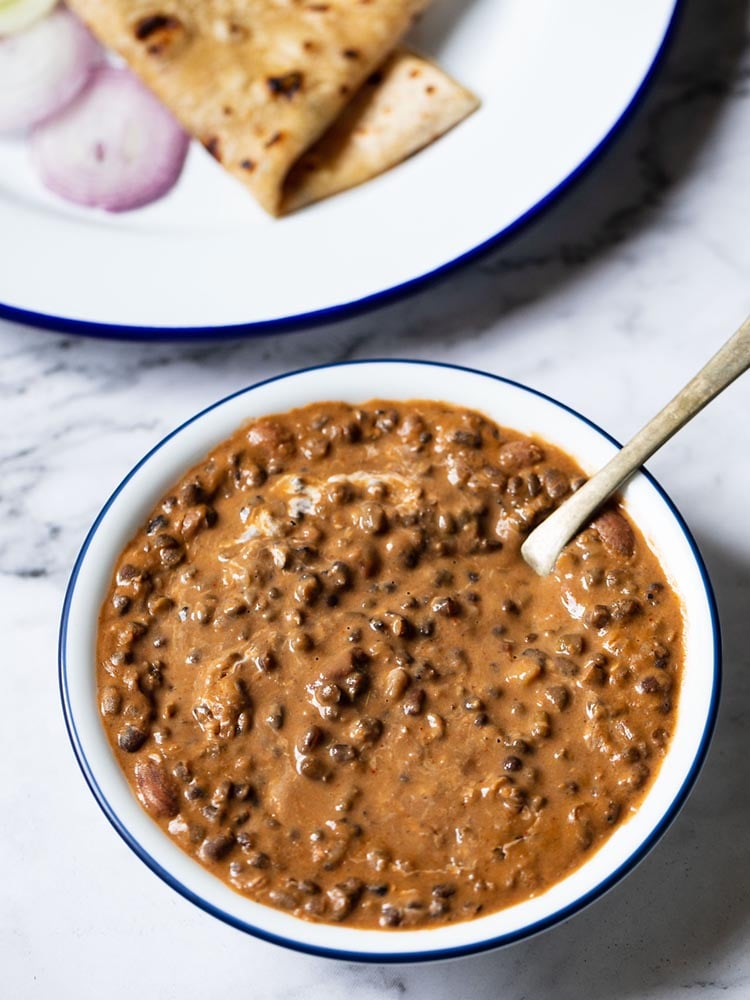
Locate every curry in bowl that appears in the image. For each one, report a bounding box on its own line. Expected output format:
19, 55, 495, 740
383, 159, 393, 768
96, 400, 682, 930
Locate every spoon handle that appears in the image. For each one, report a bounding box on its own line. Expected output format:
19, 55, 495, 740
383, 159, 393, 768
521, 314, 750, 575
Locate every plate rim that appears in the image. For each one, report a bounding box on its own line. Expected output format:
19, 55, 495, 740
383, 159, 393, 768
2, 0, 682, 341
58, 358, 720, 963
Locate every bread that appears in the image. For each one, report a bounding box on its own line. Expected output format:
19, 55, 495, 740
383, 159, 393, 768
68, 0, 477, 214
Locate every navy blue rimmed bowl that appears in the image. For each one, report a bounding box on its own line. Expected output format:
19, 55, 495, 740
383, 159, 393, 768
60, 360, 720, 962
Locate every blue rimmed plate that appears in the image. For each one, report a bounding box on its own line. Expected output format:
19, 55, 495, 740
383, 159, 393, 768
2, 0, 680, 339
59, 360, 719, 962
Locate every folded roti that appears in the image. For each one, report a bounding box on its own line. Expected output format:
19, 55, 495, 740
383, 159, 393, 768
284, 49, 478, 213
67, 0, 478, 215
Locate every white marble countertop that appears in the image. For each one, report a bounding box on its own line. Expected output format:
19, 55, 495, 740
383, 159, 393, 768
2, 2, 750, 997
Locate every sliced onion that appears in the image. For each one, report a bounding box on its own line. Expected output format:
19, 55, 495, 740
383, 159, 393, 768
31, 66, 190, 212
0, 6, 101, 132
0, 0, 57, 36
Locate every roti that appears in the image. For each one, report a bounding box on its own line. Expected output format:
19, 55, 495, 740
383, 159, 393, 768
283, 49, 478, 214
67, 1, 478, 215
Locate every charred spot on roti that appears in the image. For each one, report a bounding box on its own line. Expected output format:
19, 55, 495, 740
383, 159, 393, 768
203, 136, 221, 161
267, 72, 304, 99
134, 13, 179, 39
133, 13, 188, 57
212, 19, 248, 43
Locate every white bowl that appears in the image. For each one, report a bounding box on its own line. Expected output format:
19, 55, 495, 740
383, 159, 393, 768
59, 360, 720, 963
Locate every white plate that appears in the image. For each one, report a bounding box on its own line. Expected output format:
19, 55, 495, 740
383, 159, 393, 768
1, 0, 679, 337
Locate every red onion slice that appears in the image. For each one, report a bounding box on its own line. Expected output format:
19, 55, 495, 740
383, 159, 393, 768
0, 0, 57, 36
0, 6, 102, 132
31, 66, 190, 212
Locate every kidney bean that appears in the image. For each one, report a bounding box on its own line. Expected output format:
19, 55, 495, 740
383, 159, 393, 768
117, 725, 148, 753
297, 755, 328, 780
100, 687, 122, 716
385, 667, 410, 700
349, 717, 382, 745
298, 725, 323, 752
498, 440, 544, 471
402, 688, 425, 716
587, 605, 611, 629
200, 833, 235, 862
265, 703, 285, 729
591, 509, 635, 557
135, 759, 179, 818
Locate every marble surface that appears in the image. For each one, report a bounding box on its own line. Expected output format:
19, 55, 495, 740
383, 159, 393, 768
2, 0, 750, 996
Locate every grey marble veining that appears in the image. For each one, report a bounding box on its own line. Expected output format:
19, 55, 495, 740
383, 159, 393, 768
2, 0, 750, 996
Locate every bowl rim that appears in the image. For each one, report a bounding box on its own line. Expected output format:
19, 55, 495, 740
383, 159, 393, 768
58, 358, 721, 964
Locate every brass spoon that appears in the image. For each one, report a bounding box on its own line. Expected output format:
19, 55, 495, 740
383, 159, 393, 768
521, 314, 750, 576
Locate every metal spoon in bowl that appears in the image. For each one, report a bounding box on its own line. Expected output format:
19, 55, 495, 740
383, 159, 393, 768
521, 314, 750, 576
